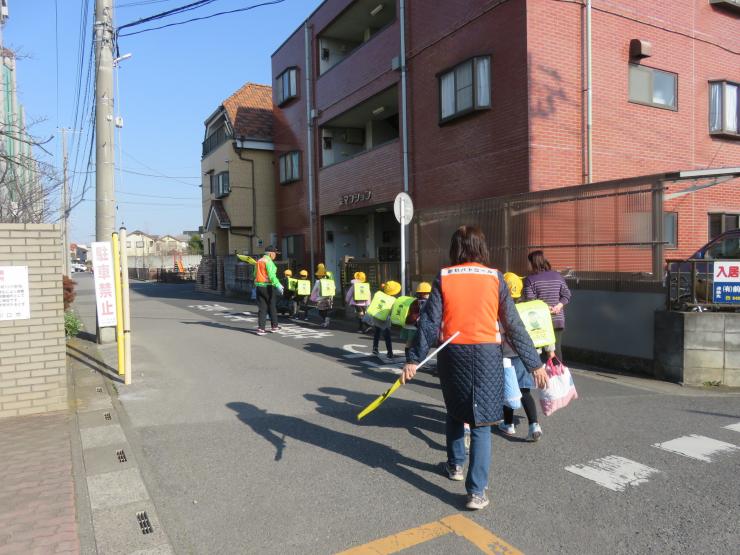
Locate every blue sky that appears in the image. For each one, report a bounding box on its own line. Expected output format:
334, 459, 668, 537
5, 0, 322, 244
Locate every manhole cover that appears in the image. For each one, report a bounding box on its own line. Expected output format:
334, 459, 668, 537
116, 449, 127, 463
136, 511, 154, 535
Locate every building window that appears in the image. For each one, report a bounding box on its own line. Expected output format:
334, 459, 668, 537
664, 212, 678, 248
202, 125, 229, 157
709, 81, 739, 136
628, 64, 677, 110
279, 151, 300, 184
709, 213, 739, 240
439, 56, 491, 123
136, 241, 144, 248
214, 172, 230, 198
126, 241, 131, 248
277, 67, 298, 105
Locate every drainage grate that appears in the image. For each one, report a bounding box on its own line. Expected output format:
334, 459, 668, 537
116, 449, 127, 463
96, 387, 103, 393
104, 412, 112, 421
136, 511, 153, 535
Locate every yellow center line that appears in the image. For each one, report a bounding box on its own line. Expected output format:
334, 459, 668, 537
335, 513, 524, 555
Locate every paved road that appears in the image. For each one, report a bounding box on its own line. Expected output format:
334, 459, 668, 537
73, 275, 740, 554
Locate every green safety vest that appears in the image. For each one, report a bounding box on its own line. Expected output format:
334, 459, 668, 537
296, 280, 311, 295
516, 300, 556, 348
367, 291, 396, 321
353, 282, 371, 301
390, 296, 415, 327
319, 278, 336, 297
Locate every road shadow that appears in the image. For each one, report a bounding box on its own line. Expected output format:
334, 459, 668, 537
226, 401, 460, 506
301, 342, 440, 392
66, 344, 123, 384
685, 409, 740, 419
304, 387, 446, 451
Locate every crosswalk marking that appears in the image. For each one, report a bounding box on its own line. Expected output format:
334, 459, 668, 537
723, 422, 740, 433
564, 455, 661, 492
652, 435, 740, 462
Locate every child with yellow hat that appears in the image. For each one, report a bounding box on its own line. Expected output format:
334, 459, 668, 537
310, 263, 335, 328
367, 281, 401, 360
345, 271, 372, 332
498, 272, 542, 442
295, 269, 311, 320
401, 282, 432, 362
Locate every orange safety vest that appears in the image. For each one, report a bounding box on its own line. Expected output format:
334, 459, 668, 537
255, 257, 269, 284
440, 263, 501, 345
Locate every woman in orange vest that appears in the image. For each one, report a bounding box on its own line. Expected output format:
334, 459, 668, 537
402, 225, 548, 510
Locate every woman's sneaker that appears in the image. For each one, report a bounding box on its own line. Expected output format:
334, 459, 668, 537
441, 462, 464, 481
527, 423, 542, 442
256, 328, 267, 336
497, 422, 516, 436
465, 492, 490, 510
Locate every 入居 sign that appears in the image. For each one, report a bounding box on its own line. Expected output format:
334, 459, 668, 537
0, 266, 31, 321
91, 241, 118, 327
713, 261, 740, 304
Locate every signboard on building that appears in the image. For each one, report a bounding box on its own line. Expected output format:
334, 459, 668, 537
91, 241, 118, 326
0, 266, 30, 321
713, 261, 740, 304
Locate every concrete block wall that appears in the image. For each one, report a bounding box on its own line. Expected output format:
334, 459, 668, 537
0, 223, 67, 418
654, 311, 740, 386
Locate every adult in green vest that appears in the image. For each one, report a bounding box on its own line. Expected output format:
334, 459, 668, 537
255, 246, 284, 336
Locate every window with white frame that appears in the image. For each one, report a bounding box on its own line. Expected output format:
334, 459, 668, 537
279, 151, 300, 184
277, 67, 298, 105
439, 56, 491, 123
709, 81, 739, 136
628, 64, 677, 110
214, 172, 230, 197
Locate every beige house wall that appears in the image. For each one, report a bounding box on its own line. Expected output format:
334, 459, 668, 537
201, 139, 276, 256
0, 224, 67, 418
125, 232, 157, 258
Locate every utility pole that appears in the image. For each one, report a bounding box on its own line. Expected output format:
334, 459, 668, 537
61, 128, 69, 276
95, 0, 116, 342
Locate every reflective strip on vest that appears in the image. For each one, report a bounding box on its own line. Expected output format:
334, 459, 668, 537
440, 263, 501, 344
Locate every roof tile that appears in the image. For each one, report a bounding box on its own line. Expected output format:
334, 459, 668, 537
222, 83, 273, 142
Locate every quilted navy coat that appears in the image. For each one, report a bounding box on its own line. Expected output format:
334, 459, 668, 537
409, 270, 542, 426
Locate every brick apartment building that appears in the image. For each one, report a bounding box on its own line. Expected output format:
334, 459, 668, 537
272, 0, 739, 278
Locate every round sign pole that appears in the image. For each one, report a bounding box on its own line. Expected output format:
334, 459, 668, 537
394, 192, 414, 297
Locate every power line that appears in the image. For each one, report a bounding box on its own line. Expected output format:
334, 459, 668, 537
116, 0, 182, 8
118, 190, 198, 199
117, 0, 285, 38
81, 199, 195, 206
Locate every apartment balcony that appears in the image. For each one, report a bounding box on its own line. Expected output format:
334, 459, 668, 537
709, 0, 740, 11
319, 86, 399, 168
315, 0, 399, 109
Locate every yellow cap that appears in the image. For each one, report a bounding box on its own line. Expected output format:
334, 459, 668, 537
383, 281, 401, 296
284, 269, 293, 277
503, 272, 523, 299
299, 270, 308, 278
354, 271, 366, 282
316, 263, 327, 277
416, 282, 432, 294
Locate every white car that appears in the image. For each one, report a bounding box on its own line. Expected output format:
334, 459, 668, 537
72, 263, 87, 272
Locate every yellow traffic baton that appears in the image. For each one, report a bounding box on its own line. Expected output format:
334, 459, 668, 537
356, 331, 460, 421
236, 254, 258, 265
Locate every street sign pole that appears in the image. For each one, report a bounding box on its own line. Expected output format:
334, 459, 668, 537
394, 192, 414, 297
401, 196, 406, 296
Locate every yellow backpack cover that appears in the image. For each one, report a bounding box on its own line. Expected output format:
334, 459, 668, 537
515, 300, 556, 348
296, 280, 311, 295
390, 296, 415, 327
319, 278, 336, 297
287, 278, 298, 292
367, 291, 396, 321
354, 282, 371, 301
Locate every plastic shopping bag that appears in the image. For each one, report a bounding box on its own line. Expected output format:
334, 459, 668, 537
537, 357, 578, 416
503, 358, 522, 410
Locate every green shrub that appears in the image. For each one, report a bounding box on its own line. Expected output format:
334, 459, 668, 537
64, 311, 83, 337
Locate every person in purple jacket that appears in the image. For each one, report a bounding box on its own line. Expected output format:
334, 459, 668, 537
523, 250, 572, 361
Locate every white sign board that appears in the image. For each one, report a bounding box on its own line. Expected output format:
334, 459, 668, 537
394, 192, 414, 225
0, 266, 30, 321
91, 241, 118, 327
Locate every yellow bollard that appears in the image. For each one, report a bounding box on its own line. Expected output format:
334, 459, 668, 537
111, 232, 125, 375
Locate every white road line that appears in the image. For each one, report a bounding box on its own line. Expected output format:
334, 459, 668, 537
723, 422, 740, 433
564, 456, 661, 492
652, 435, 740, 462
